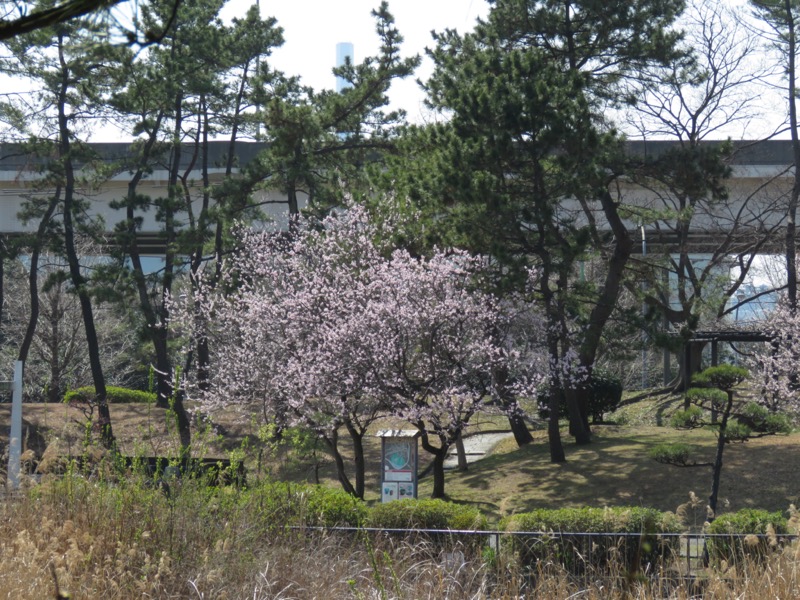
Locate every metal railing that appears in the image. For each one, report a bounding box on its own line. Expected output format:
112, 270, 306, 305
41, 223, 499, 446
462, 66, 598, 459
289, 526, 798, 579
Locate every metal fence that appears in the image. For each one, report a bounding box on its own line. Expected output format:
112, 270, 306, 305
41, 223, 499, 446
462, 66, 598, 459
292, 526, 798, 581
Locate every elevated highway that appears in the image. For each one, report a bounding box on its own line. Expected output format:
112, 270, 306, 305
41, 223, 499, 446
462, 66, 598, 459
0, 139, 794, 255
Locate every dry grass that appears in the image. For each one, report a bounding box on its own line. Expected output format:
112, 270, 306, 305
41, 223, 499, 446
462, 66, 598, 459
4, 477, 800, 598
0, 401, 252, 461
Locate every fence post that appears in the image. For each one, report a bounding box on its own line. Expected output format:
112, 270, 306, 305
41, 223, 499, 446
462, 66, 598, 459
686, 535, 691, 578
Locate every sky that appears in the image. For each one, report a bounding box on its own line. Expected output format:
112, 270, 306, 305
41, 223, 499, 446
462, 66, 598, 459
219, 0, 490, 124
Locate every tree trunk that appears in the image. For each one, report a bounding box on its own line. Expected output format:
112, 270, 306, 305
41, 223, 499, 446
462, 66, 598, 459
543, 269, 567, 462
493, 359, 534, 446
344, 419, 366, 499
708, 392, 734, 516
548, 387, 566, 463
565, 387, 591, 445
787, 0, 799, 311
556, 267, 591, 444
170, 387, 192, 455
19, 191, 59, 366
508, 413, 534, 446
323, 429, 358, 497
417, 427, 449, 498
57, 33, 114, 449
430, 448, 447, 499
455, 431, 468, 471
0, 237, 5, 339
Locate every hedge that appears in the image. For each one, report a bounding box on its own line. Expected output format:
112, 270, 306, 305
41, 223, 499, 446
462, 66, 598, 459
706, 509, 789, 565
248, 481, 367, 528
501, 507, 683, 573
366, 498, 487, 531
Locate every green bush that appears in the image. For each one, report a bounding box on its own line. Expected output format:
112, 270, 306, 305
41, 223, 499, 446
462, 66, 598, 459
304, 485, 368, 527
366, 499, 487, 531
65, 386, 157, 404
649, 442, 693, 466
586, 370, 624, 421
247, 481, 367, 528
538, 369, 623, 423
501, 507, 682, 573
706, 509, 788, 565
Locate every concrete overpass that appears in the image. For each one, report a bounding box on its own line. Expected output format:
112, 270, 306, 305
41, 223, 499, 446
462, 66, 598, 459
0, 139, 794, 255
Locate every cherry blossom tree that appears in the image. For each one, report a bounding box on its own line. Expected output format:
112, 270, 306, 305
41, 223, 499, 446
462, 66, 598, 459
173, 204, 546, 499
368, 253, 547, 498
754, 300, 800, 412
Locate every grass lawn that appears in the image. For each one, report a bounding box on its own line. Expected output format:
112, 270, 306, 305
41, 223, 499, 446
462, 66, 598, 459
425, 424, 800, 522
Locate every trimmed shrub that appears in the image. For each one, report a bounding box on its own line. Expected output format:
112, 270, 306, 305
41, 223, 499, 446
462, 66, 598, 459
722, 421, 752, 443
65, 386, 157, 404
247, 481, 367, 528
706, 509, 788, 565
685, 387, 727, 410
587, 370, 624, 421
366, 499, 487, 555
501, 507, 682, 574
304, 485, 368, 527
538, 369, 623, 423
366, 498, 487, 531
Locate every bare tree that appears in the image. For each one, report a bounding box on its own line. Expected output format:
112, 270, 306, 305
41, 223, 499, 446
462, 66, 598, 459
621, 0, 785, 386
1, 251, 140, 403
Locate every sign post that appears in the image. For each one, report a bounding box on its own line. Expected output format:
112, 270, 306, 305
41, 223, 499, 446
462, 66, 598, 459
376, 429, 420, 503
6, 360, 23, 490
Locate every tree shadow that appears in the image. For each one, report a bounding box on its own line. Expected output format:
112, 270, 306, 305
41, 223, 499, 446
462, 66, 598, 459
445, 427, 800, 518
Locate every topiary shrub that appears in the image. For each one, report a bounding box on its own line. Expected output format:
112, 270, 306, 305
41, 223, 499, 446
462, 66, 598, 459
65, 386, 157, 404
366, 499, 487, 555
691, 364, 749, 391
501, 506, 682, 574
588, 370, 624, 422
706, 509, 788, 565
538, 368, 623, 423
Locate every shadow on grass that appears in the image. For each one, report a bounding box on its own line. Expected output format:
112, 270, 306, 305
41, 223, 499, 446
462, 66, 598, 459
439, 427, 800, 520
